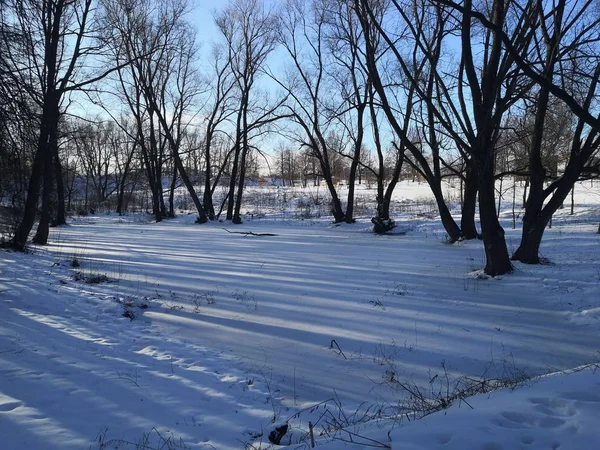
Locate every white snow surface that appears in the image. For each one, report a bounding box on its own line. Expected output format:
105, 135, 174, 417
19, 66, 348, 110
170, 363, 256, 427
1, 182, 600, 450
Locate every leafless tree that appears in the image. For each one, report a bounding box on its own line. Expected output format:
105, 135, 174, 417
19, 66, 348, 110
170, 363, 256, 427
357, 0, 541, 275
200, 44, 237, 219
216, 0, 282, 224
105, 0, 209, 222
441, 0, 600, 266
353, 0, 464, 242
507, 0, 600, 263
5, 0, 114, 249
274, 0, 348, 222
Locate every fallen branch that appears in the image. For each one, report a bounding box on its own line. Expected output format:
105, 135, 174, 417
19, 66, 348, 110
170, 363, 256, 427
330, 339, 347, 359
222, 228, 277, 237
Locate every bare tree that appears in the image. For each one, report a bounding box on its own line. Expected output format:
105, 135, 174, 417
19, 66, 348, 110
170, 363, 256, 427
508, 1, 600, 263
73, 120, 117, 208
200, 44, 237, 220
111, 117, 141, 215
105, 0, 208, 222
356, 0, 539, 275
274, 0, 347, 222
325, 0, 371, 223
354, 0, 463, 242
216, 0, 280, 224
442, 0, 600, 265
4, 0, 120, 249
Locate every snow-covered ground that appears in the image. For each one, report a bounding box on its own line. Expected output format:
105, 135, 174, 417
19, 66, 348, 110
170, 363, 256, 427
1, 181, 599, 449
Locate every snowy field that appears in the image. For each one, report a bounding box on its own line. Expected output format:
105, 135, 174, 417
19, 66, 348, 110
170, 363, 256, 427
1, 181, 600, 449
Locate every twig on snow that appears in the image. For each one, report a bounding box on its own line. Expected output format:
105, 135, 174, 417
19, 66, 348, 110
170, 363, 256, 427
222, 228, 277, 237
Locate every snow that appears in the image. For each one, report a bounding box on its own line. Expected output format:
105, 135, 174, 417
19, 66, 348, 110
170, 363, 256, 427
390, 367, 600, 450
1, 180, 599, 449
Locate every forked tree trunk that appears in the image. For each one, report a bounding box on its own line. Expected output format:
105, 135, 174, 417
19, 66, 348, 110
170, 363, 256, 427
511, 221, 546, 263
12, 101, 55, 250
12, 153, 42, 250
513, 162, 582, 264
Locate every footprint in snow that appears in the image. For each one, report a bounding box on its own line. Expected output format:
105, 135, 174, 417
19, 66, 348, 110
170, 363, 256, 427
435, 433, 452, 444
530, 397, 577, 417
491, 411, 535, 429
539, 416, 566, 428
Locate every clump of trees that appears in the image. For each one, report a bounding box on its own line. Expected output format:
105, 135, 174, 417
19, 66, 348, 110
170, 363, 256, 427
1, 0, 599, 276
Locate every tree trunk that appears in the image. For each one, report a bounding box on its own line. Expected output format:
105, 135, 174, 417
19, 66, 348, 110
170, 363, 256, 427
232, 147, 247, 224
203, 134, 215, 220
496, 175, 503, 218
461, 165, 478, 239
53, 144, 66, 226
11, 102, 55, 250
144, 128, 164, 223
226, 146, 240, 221
12, 151, 43, 250
570, 185, 575, 215
377, 190, 389, 221
522, 178, 529, 208
513, 160, 582, 264
33, 135, 55, 245
168, 163, 177, 218
233, 103, 249, 225
428, 177, 461, 242
175, 152, 206, 223
325, 176, 345, 223
435, 193, 462, 242
345, 155, 359, 223
345, 104, 365, 224
377, 151, 404, 223
478, 162, 512, 276
511, 220, 546, 264
152, 188, 162, 222
116, 183, 125, 215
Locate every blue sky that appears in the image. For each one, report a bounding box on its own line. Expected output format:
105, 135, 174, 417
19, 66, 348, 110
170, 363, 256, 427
190, 0, 231, 45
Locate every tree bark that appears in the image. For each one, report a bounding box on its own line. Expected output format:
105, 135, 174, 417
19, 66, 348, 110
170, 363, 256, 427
233, 98, 250, 224
431, 179, 462, 242
11, 139, 45, 250
203, 132, 216, 220
478, 159, 512, 275
168, 163, 177, 218
32, 150, 53, 245
345, 150, 360, 223
33, 123, 58, 245
461, 165, 478, 239
11, 97, 56, 250
53, 144, 67, 225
